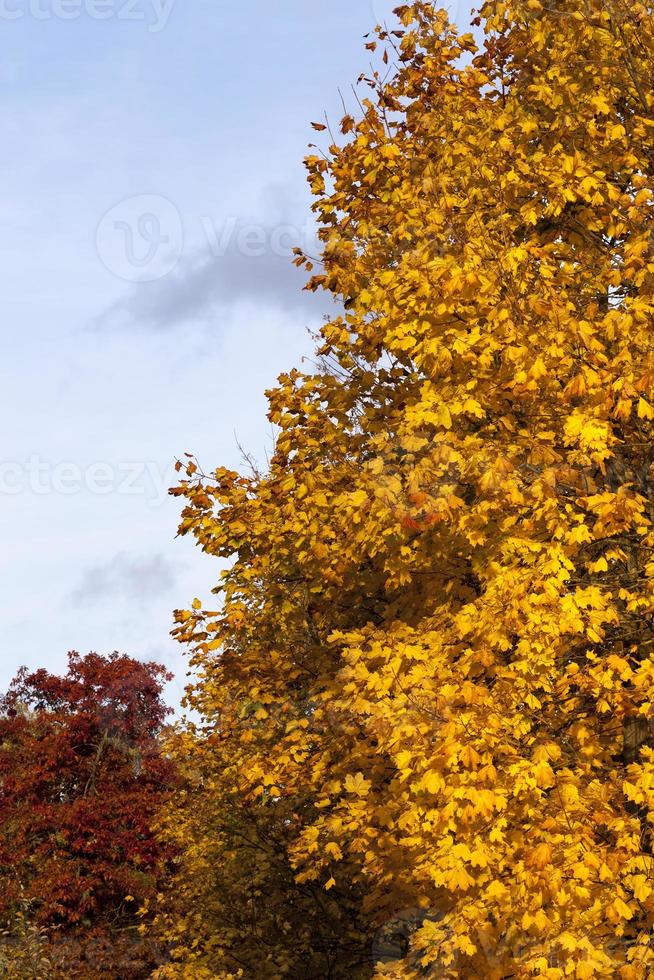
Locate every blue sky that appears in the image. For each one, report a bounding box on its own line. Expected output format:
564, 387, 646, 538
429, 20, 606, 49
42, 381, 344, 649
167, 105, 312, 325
0, 0, 466, 706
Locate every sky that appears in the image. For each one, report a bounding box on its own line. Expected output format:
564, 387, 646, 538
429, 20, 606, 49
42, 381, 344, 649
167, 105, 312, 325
0, 0, 468, 708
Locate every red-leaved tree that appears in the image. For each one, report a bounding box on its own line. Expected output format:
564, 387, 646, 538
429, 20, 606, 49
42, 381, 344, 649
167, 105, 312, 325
0, 651, 175, 978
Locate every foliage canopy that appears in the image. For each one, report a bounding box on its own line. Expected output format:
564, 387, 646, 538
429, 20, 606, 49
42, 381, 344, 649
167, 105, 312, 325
160, 1, 654, 976
0, 652, 174, 978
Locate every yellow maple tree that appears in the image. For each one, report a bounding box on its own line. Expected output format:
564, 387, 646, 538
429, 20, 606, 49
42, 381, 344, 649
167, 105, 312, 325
156, 2, 654, 976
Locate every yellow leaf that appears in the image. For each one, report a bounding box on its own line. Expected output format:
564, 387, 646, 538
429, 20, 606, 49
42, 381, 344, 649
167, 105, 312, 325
613, 897, 633, 920
638, 397, 654, 420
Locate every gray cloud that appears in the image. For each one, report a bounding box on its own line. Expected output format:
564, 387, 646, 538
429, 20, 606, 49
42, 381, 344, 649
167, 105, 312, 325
95, 225, 332, 332
69, 552, 178, 606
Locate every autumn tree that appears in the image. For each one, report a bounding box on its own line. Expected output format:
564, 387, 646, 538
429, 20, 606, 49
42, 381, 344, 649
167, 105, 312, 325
160, 1, 654, 975
0, 652, 175, 978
